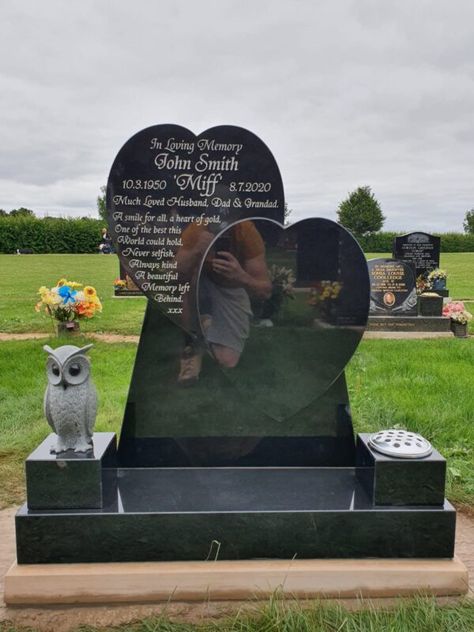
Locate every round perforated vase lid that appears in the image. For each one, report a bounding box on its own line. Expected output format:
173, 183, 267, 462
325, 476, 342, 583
368, 429, 433, 459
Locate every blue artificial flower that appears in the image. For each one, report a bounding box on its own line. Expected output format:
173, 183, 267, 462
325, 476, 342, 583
58, 285, 76, 304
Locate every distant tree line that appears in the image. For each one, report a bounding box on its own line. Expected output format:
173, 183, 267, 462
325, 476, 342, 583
0, 214, 472, 254
336, 186, 474, 237
0, 207, 36, 217
1, 186, 473, 253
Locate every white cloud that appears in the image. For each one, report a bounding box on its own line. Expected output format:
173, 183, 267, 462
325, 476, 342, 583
1, 0, 473, 231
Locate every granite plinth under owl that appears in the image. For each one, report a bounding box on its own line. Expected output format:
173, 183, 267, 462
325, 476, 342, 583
43, 344, 98, 453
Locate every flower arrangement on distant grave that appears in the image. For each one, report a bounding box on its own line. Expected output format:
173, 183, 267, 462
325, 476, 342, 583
254, 265, 295, 321
114, 278, 126, 291
416, 274, 430, 294
428, 268, 447, 282
270, 265, 295, 300
442, 301, 472, 325
308, 280, 343, 320
35, 279, 102, 334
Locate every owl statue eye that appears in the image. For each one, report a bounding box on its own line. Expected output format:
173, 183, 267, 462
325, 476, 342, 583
69, 363, 81, 377
52, 364, 60, 376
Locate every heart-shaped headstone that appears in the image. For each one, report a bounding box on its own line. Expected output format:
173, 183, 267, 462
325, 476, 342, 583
197, 217, 370, 421
107, 125, 284, 331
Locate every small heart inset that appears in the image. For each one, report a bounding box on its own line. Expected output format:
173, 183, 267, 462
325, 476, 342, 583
197, 218, 370, 420
107, 124, 284, 331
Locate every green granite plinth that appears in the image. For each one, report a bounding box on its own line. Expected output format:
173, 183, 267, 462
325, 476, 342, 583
356, 433, 446, 506
25, 433, 117, 510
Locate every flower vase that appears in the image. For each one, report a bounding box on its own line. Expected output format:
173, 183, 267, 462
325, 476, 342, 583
57, 321, 80, 337
432, 278, 446, 291
451, 321, 468, 338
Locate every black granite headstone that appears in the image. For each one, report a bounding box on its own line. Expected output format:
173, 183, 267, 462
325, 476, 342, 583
117, 217, 370, 467
13, 125, 457, 566
107, 124, 284, 328
393, 232, 440, 278
368, 258, 417, 316
111, 126, 370, 467
197, 218, 369, 422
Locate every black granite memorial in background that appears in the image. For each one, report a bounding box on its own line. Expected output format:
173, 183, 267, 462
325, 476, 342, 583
368, 258, 417, 316
393, 231, 440, 278
114, 261, 142, 296
14, 125, 457, 564
367, 256, 450, 333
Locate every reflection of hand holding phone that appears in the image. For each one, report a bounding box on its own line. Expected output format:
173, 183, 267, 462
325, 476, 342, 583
213, 233, 232, 258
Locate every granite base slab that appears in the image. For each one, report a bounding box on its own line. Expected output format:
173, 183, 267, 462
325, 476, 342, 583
5, 557, 468, 605
15, 467, 456, 564
367, 316, 451, 332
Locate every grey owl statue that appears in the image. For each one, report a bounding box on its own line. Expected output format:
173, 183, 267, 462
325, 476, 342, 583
43, 343, 97, 453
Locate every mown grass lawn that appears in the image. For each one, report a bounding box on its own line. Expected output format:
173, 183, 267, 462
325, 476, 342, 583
0, 252, 473, 334
0, 252, 473, 632
0, 254, 146, 334
0, 336, 473, 508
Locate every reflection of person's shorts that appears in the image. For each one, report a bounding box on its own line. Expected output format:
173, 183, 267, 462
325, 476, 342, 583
199, 277, 252, 354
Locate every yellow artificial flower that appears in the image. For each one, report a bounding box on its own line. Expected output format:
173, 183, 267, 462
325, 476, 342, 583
56, 278, 68, 287
83, 286, 97, 299
69, 281, 83, 289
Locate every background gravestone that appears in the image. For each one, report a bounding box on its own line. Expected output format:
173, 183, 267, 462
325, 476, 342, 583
393, 232, 440, 278
115, 261, 142, 296
368, 258, 417, 316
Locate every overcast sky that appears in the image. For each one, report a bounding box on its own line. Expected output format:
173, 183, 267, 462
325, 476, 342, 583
1, 0, 473, 231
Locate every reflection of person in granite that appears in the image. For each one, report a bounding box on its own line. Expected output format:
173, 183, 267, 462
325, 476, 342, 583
176, 221, 271, 385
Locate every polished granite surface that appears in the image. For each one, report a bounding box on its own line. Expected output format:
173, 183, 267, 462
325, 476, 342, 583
27, 432, 116, 462
16, 466, 456, 563
20, 467, 453, 516
118, 304, 358, 467
25, 433, 117, 510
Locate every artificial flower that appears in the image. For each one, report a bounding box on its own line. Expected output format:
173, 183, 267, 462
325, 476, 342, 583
84, 286, 97, 298
58, 285, 77, 304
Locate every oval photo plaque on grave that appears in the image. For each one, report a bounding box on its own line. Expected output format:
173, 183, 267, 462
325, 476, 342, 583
107, 125, 285, 330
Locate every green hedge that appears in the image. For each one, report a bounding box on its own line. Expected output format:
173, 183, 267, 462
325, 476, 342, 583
358, 231, 474, 252
0, 217, 473, 254
0, 217, 105, 253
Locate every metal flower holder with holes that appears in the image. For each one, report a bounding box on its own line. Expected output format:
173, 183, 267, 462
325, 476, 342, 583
35, 279, 102, 336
